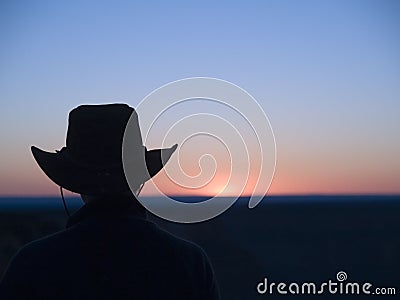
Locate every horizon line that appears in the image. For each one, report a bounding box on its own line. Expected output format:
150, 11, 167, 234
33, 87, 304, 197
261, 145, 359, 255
1, 193, 400, 198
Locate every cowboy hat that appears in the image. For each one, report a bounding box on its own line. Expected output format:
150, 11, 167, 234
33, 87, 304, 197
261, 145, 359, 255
31, 103, 177, 195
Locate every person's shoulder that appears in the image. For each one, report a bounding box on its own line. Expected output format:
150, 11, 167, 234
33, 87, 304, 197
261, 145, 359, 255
148, 224, 220, 298
1, 229, 66, 279
149, 222, 208, 258
11, 227, 75, 261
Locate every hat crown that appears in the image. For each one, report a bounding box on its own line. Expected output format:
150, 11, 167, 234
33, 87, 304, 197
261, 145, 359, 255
66, 104, 142, 166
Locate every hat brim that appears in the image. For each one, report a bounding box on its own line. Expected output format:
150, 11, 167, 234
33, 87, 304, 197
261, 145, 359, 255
31, 144, 177, 195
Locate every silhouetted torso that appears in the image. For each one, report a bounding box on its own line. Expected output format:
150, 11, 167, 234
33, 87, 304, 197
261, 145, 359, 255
0, 198, 220, 299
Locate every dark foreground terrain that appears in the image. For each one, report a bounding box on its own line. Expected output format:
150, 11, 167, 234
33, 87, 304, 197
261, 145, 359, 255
1, 195, 399, 299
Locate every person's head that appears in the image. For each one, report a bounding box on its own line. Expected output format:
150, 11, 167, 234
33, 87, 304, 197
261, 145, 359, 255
31, 103, 177, 208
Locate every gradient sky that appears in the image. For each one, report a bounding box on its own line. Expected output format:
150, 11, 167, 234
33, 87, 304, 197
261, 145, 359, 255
1, 0, 399, 196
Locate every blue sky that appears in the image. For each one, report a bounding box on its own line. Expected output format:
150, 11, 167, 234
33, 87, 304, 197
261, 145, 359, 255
1, 0, 399, 195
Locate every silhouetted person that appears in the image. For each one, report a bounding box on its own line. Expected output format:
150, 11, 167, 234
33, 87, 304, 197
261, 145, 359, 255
0, 104, 220, 299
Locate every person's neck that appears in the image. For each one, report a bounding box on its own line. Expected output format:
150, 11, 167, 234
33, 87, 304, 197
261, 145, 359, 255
66, 193, 147, 228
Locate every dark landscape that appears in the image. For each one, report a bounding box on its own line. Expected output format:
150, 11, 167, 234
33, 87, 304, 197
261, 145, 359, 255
1, 195, 399, 299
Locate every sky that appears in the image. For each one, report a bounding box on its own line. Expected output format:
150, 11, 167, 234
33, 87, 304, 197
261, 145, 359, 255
0, 0, 399, 197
